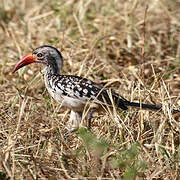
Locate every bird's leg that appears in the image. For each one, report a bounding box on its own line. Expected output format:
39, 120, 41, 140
65, 110, 82, 135
87, 108, 96, 130
65, 107, 96, 135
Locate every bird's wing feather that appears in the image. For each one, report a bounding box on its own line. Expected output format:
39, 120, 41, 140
49, 75, 128, 110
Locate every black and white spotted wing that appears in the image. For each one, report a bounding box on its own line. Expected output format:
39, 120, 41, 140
47, 74, 128, 110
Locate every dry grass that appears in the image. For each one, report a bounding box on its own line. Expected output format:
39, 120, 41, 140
0, 0, 180, 179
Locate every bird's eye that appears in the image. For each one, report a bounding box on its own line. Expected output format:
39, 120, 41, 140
37, 53, 43, 58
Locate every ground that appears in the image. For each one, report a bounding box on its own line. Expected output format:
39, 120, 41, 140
0, 0, 180, 179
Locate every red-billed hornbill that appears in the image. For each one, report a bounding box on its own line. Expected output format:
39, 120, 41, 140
13, 45, 180, 131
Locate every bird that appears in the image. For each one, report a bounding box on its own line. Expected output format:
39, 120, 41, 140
13, 45, 180, 132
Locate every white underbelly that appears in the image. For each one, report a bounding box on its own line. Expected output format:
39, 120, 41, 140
46, 83, 85, 112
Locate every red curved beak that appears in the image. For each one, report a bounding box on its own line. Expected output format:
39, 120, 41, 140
13, 52, 37, 73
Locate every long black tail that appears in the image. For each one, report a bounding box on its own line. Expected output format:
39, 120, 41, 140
123, 101, 180, 114
98, 88, 180, 114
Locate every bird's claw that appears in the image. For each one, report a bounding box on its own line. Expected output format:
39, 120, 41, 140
64, 128, 79, 136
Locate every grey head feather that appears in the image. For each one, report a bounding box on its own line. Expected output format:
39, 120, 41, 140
33, 45, 63, 74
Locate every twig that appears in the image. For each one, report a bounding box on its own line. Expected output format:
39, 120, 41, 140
141, 5, 148, 83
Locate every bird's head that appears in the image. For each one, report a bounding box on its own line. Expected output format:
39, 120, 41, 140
13, 45, 63, 73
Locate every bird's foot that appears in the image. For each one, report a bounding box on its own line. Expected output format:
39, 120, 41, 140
64, 127, 79, 136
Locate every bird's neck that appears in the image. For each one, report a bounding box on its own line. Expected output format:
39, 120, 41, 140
45, 65, 60, 76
